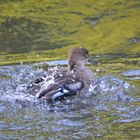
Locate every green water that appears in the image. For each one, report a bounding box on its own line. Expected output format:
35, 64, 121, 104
0, 0, 140, 140
0, 0, 140, 65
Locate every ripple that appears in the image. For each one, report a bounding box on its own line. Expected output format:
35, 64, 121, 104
122, 69, 140, 80
123, 69, 140, 77
0, 62, 140, 140
129, 38, 140, 44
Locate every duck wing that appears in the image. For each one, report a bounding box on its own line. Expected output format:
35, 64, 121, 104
27, 77, 46, 96
27, 70, 84, 101
37, 80, 84, 101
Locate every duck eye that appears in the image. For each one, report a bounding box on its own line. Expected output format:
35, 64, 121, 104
86, 51, 89, 55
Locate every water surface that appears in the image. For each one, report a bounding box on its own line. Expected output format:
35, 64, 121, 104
0, 0, 140, 65
0, 58, 140, 140
0, 0, 140, 139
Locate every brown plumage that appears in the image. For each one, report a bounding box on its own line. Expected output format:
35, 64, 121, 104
27, 47, 97, 101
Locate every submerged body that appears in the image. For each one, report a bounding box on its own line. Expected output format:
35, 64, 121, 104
27, 47, 97, 101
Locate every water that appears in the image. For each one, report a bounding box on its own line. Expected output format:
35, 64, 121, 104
0, 0, 140, 139
0, 0, 140, 65
0, 59, 140, 140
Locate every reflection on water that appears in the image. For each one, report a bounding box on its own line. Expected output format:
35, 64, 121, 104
0, 0, 140, 139
0, 59, 140, 139
0, 0, 140, 65
0, 17, 72, 54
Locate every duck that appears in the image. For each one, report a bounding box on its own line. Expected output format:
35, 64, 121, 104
27, 47, 97, 102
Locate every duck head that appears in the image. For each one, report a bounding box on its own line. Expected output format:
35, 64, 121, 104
68, 47, 89, 71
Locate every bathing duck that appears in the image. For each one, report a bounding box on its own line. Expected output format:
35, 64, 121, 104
27, 47, 97, 101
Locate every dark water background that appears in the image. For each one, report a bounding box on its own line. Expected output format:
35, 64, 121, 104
0, 0, 140, 139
